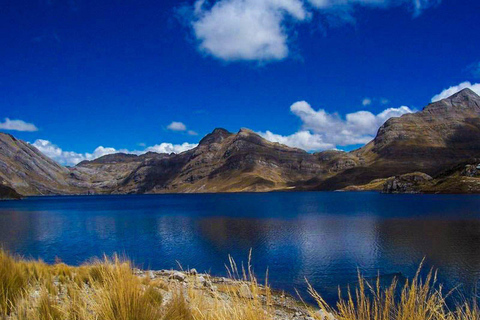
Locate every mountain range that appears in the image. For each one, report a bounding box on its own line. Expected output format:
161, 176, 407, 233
1, 88, 480, 198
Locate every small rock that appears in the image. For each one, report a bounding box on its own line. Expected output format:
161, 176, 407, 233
315, 310, 336, 320
197, 275, 206, 285
189, 268, 198, 275
169, 271, 187, 282
219, 277, 232, 283
148, 271, 155, 279
133, 268, 143, 275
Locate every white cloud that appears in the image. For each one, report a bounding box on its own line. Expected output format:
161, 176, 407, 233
31, 139, 198, 166
145, 142, 198, 154
431, 81, 480, 102
185, 0, 440, 62
259, 130, 335, 151
0, 118, 38, 132
362, 97, 389, 106
167, 122, 199, 136
362, 98, 372, 106
308, 0, 439, 16
167, 121, 187, 131
259, 100, 413, 151
187, 130, 198, 136
32, 139, 87, 166
191, 0, 308, 61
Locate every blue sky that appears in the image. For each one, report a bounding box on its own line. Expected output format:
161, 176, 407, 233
1, 0, 480, 165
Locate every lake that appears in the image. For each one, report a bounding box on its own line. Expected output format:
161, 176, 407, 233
0, 192, 479, 303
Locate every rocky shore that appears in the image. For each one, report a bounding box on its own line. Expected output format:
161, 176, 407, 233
130, 268, 334, 320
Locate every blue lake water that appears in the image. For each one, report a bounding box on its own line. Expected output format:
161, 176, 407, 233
0, 192, 479, 302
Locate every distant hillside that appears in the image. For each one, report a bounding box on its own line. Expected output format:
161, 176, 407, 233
0, 88, 479, 196
77, 128, 357, 194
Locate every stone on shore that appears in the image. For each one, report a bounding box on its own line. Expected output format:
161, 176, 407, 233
169, 271, 187, 282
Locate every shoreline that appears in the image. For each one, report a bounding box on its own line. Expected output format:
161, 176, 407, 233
131, 267, 319, 320
1, 249, 478, 320
8, 189, 480, 201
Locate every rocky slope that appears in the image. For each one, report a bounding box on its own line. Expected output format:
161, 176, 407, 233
317, 88, 480, 190
0, 133, 84, 195
80, 128, 355, 194
340, 162, 480, 194
0, 88, 479, 196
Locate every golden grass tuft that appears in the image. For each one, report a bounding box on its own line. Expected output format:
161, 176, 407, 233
0, 249, 28, 315
308, 262, 480, 320
89, 255, 162, 320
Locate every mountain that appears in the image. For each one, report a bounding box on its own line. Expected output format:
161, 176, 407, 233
0, 88, 479, 196
76, 128, 355, 193
0, 133, 83, 195
317, 88, 480, 190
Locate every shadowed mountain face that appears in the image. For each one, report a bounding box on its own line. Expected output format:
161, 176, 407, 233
0, 89, 480, 195
0, 183, 22, 199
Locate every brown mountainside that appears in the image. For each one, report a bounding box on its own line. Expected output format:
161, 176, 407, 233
0, 88, 479, 196
318, 88, 480, 190
0, 133, 82, 195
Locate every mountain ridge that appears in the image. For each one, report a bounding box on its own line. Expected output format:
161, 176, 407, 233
1, 88, 479, 196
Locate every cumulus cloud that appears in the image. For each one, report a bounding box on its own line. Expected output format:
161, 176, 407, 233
0, 118, 38, 132
259, 100, 413, 151
145, 142, 198, 154
191, 0, 308, 61
31, 139, 198, 166
260, 130, 335, 150
166, 121, 198, 135
185, 0, 440, 62
431, 81, 480, 102
167, 121, 187, 131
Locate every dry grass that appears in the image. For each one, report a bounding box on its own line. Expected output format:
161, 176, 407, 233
0, 250, 28, 315
308, 263, 479, 320
0, 248, 478, 320
0, 249, 273, 320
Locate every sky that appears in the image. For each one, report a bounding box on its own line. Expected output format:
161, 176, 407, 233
1, 0, 480, 165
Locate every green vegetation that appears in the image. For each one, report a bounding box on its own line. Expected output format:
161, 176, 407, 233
0, 249, 478, 320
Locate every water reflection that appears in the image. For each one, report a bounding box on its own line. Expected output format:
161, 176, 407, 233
0, 193, 479, 302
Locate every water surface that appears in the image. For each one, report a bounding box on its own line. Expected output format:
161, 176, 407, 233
0, 192, 479, 302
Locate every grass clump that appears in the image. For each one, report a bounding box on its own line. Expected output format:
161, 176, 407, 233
0, 249, 28, 315
90, 256, 162, 320
308, 263, 480, 320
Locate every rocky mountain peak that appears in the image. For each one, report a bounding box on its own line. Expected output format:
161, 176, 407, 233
448, 88, 480, 101
198, 128, 232, 145
425, 88, 480, 115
